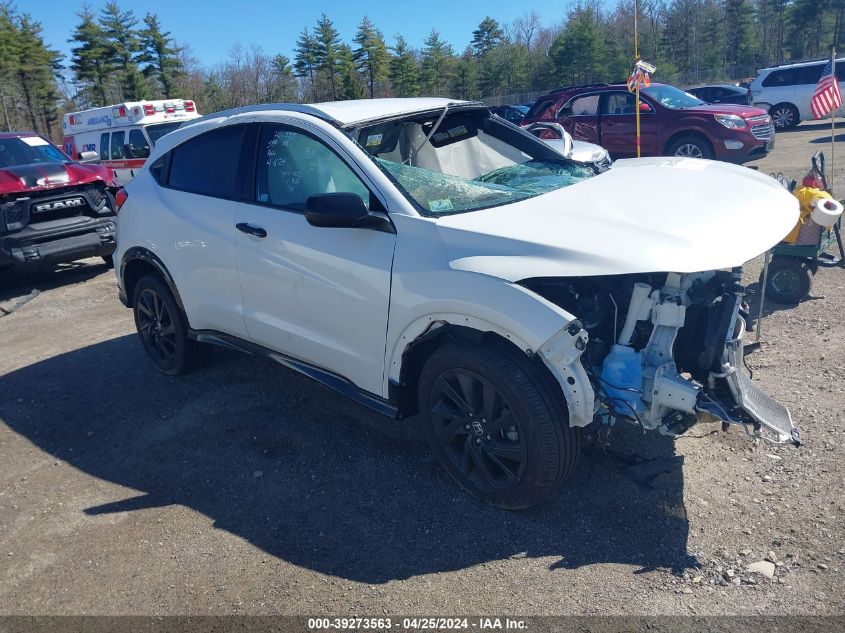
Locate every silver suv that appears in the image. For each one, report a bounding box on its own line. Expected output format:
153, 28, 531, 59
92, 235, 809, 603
750, 58, 845, 129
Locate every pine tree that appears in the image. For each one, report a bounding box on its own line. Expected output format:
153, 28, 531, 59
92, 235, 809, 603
314, 14, 341, 100
0, 4, 18, 130
293, 27, 319, 101
269, 54, 297, 102
388, 35, 419, 97
419, 30, 456, 96
452, 50, 479, 99
549, 7, 605, 85
99, 1, 148, 100
337, 44, 364, 100
69, 6, 115, 106
471, 16, 504, 57
353, 16, 388, 98
12, 12, 61, 135
138, 13, 183, 98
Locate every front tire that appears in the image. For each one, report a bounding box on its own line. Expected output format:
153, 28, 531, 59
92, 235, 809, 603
667, 134, 714, 159
419, 341, 580, 510
132, 274, 211, 375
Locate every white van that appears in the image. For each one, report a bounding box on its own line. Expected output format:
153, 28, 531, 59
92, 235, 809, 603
749, 58, 845, 129
62, 99, 201, 182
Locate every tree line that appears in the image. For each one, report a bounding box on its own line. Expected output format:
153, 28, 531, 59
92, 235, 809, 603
1, 0, 843, 139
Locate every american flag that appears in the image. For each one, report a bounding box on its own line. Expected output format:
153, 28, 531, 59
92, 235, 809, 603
626, 67, 651, 93
810, 53, 842, 119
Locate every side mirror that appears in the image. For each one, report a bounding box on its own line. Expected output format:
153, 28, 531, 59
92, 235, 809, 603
78, 150, 99, 163
305, 193, 393, 233
639, 102, 653, 113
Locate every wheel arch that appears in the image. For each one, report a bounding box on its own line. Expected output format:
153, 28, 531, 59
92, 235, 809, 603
663, 129, 713, 156
769, 102, 800, 127
120, 247, 185, 312
391, 321, 569, 420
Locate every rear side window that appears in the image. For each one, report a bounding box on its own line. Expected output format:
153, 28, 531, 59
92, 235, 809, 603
168, 125, 245, 199
526, 96, 556, 119
111, 131, 125, 159
99, 133, 109, 160
796, 64, 824, 85
148, 154, 168, 184
564, 95, 600, 117
762, 68, 800, 87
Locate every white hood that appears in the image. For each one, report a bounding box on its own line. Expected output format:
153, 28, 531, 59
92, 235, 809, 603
438, 157, 799, 280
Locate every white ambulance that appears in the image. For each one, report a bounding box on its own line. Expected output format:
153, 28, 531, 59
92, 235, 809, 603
62, 99, 201, 182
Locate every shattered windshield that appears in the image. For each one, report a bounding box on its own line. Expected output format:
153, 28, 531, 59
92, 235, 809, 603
643, 85, 705, 110
375, 158, 533, 214
356, 107, 597, 216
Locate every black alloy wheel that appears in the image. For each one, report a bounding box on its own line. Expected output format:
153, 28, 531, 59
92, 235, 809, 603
132, 274, 212, 375
136, 285, 177, 365
430, 368, 528, 491
420, 341, 580, 509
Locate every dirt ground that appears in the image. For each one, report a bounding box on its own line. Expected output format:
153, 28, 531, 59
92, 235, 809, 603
0, 122, 843, 617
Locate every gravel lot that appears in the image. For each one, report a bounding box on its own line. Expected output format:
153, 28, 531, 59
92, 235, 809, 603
0, 122, 843, 616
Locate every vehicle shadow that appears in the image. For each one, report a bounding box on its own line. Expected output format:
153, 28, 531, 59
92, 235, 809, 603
0, 335, 697, 583
779, 120, 845, 134
744, 279, 814, 321
809, 133, 845, 144
0, 258, 111, 303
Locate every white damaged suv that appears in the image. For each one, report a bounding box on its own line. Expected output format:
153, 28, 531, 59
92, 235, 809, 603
115, 98, 800, 509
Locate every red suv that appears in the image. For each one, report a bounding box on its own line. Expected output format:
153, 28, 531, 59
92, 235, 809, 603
0, 132, 119, 274
522, 83, 775, 163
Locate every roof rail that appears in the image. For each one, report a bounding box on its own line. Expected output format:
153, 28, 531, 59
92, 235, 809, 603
765, 55, 844, 69
548, 82, 611, 95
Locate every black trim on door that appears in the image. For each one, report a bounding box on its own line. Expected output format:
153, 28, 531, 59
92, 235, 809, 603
189, 329, 400, 418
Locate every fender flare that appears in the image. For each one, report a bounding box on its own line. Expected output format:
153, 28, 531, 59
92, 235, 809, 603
386, 312, 537, 386
119, 246, 185, 311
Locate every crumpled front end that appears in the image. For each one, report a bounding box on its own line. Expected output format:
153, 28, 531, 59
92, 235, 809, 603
527, 270, 799, 445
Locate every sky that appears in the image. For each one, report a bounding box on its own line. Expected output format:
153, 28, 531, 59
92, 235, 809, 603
30, 0, 572, 70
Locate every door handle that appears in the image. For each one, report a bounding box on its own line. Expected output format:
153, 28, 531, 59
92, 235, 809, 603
236, 223, 267, 238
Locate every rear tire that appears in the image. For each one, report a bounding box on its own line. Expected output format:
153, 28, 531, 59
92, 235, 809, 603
769, 103, 799, 130
419, 340, 580, 510
762, 256, 812, 304
132, 274, 212, 375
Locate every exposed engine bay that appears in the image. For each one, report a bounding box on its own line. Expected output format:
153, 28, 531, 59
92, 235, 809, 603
521, 270, 800, 445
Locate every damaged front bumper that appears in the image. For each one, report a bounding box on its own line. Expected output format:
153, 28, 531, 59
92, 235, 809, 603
537, 269, 800, 445
700, 317, 799, 444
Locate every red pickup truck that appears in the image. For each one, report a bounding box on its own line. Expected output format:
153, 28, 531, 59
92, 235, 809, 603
522, 82, 775, 163
0, 132, 119, 274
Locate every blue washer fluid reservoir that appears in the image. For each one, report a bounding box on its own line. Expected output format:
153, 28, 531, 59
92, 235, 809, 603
600, 344, 646, 416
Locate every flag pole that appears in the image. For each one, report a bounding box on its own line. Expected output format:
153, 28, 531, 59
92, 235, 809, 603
832, 47, 836, 195
634, 0, 641, 158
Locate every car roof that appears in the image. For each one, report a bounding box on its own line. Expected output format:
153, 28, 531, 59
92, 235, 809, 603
689, 84, 745, 90
190, 98, 475, 129
311, 97, 472, 125
0, 131, 39, 140
759, 57, 845, 72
